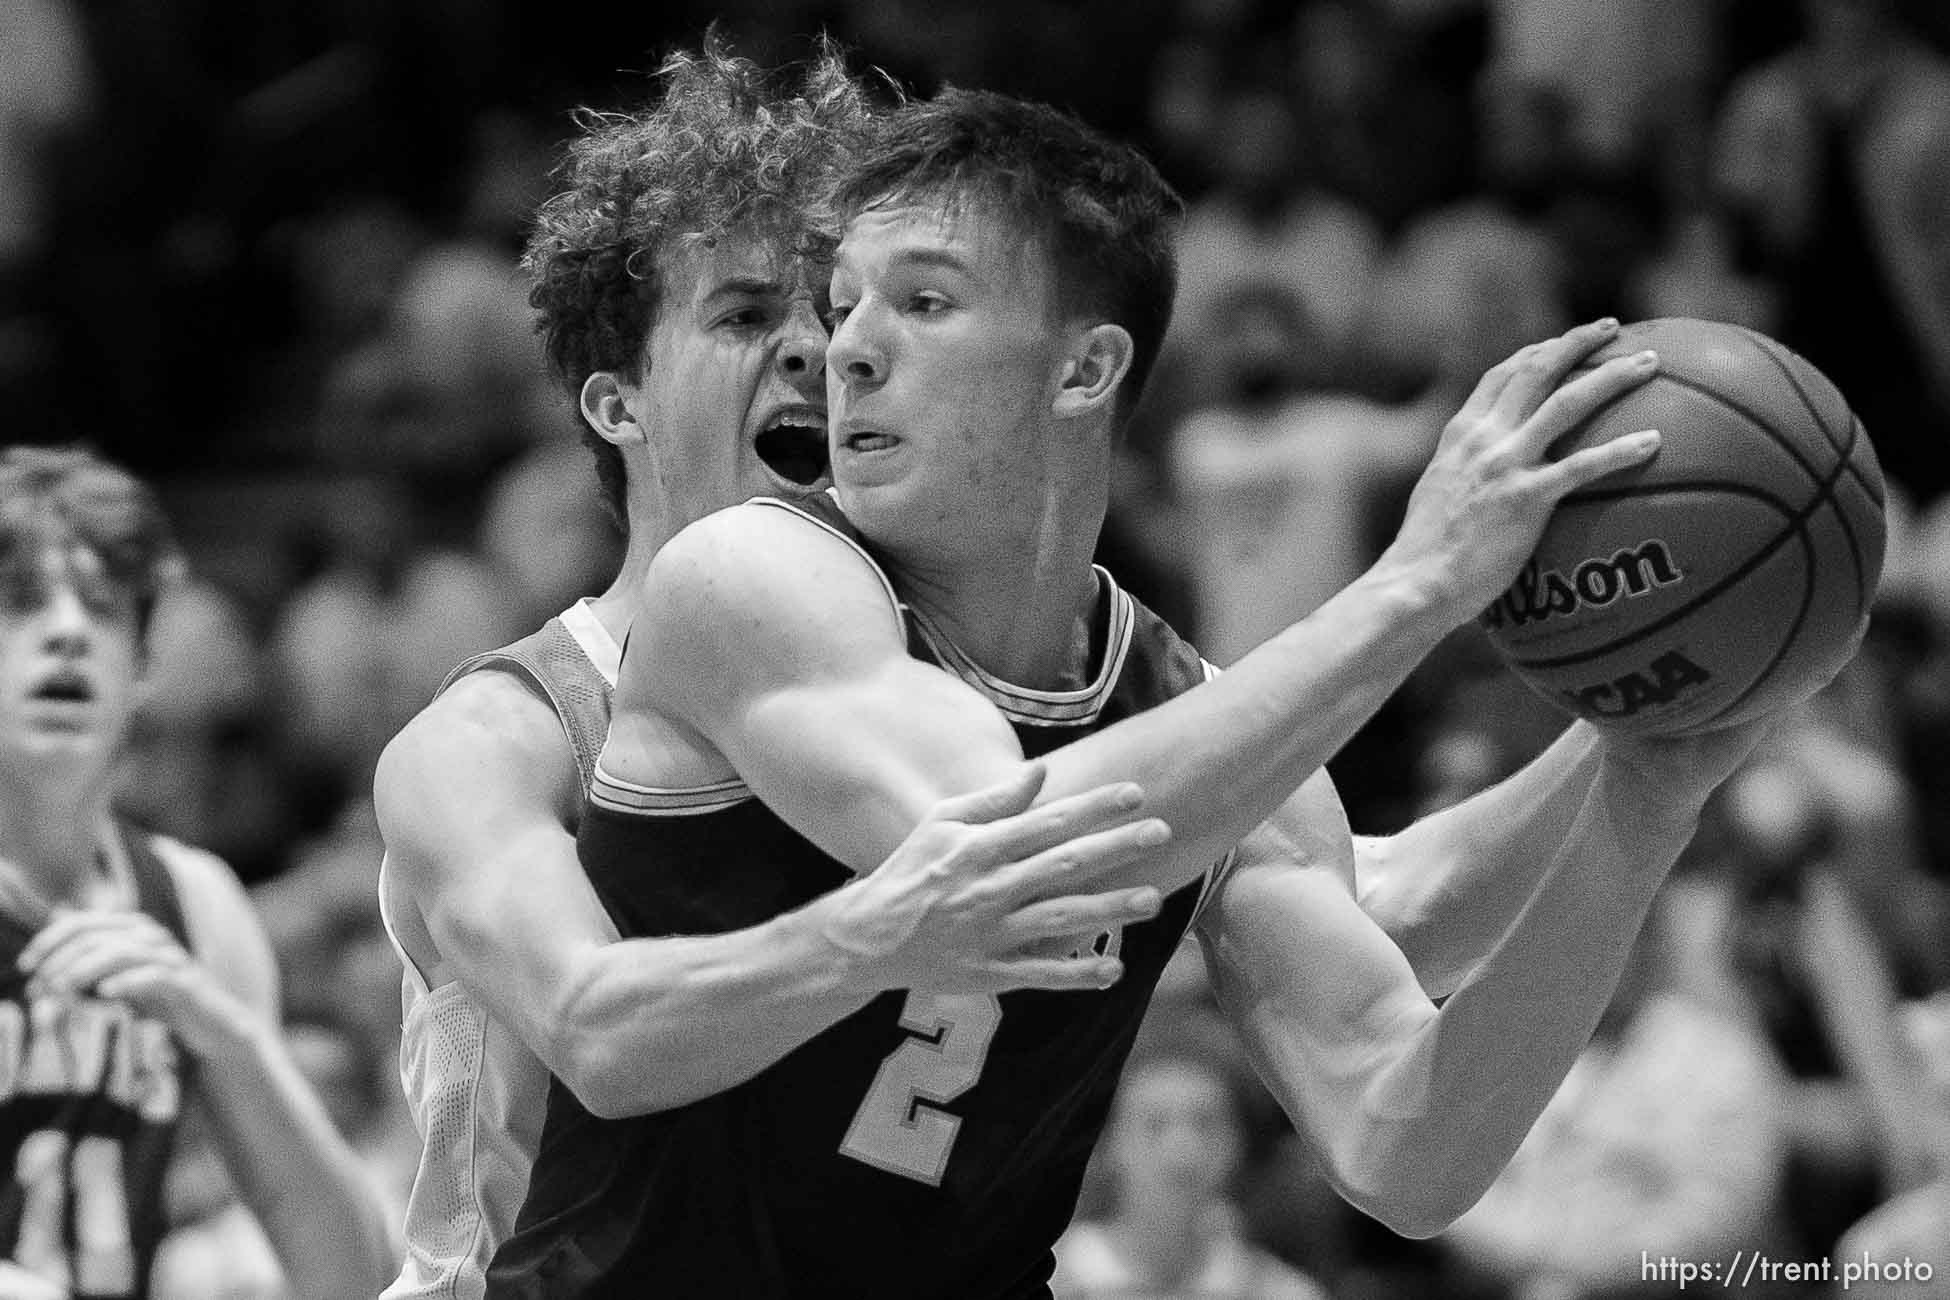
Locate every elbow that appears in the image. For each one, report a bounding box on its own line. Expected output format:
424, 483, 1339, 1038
554, 1045, 638, 1121
544, 974, 646, 1121
1323, 1124, 1491, 1241
547, 1012, 642, 1121
544, 960, 703, 1120
1332, 1162, 1478, 1241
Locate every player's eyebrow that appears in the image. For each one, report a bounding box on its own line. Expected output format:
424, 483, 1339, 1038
887, 247, 980, 282
700, 277, 783, 307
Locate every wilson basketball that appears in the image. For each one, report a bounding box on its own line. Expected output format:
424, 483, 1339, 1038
1478, 317, 1887, 737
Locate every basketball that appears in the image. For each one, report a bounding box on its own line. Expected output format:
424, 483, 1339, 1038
1478, 317, 1887, 737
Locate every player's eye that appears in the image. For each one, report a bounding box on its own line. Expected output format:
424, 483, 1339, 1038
907, 292, 951, 315
824, 302, 856, 330
714, 304, 770, 330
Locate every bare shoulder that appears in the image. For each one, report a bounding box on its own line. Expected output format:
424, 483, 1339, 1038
642, 499, 906, 696
651, 499, 896, 621
148, 835, 279, 1023
374, 666, 581, 853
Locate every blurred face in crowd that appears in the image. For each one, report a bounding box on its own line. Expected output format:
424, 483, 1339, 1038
602, 229, 832, 537
0, 542, 144, 778
1106, 1057, 1244, 1214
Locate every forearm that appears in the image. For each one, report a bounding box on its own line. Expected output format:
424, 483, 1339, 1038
1360, 723, 1606, 995
552, 897, 874, 1118
1039, 559, 1453, 892
1334, 787, 1695, 1235
196, 1020, 399, 1300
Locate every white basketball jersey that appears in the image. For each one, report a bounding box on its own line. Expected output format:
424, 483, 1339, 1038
379, 599, 618, 1300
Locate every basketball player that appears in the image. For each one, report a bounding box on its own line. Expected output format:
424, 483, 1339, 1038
0, 446, 395, 1298
372, 42, 1173, 1300
485, 91, 1787, 1295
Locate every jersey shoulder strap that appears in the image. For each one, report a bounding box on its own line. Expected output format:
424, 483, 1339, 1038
439, 614, 614, 796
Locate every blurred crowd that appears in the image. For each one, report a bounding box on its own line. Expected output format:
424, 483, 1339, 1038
6, 0, 1950, 1295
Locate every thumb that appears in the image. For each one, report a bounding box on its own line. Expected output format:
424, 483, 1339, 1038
930, 762, 1047, 826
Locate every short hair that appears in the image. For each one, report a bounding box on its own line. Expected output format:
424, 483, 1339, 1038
829, 89, 1185, 422
0, 446, 184, 641
524, 33, 875, 528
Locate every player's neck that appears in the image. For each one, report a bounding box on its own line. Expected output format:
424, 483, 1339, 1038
588, 518, 671, 648
897, 536, 1104, 693
889, 475, 1109, 691
0, 767, 109, 902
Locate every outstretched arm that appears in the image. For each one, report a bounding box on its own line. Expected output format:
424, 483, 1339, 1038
1198, 766, 1702, 1239
20, 849, 398, 1300
647, 322, 1663, 895
376, 680, 1167, 1119
1358, 717, 1772, 997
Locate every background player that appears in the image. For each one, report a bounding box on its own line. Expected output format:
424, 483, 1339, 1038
373, 38, 1175, 1299
0, 446, 395, 1298
488, 90, 1791, 1295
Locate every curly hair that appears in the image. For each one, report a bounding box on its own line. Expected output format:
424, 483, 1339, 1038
0, 445, 184, 643
525, 33, 876, 528
829, 89, 1185, 424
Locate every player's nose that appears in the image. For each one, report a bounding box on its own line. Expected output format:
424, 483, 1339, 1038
778, 333, 825, 383
39, 582, 93, 656
827, 311, 883, 391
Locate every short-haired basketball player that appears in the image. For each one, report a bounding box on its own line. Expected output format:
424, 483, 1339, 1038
486, 91, 1789, 1295
373, 40, 1172, 1299
0, 446, 396, 1299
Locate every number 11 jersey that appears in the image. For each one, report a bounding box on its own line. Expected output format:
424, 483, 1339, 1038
485, 499, 1226, 1299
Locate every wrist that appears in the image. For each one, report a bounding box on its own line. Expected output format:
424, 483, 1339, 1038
779, 893, 883, 1005
1355, 550, 1470, 647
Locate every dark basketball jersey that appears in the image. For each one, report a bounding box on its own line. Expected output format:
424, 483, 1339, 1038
0, 822, 193, 1300
486, 499, 1226, 1299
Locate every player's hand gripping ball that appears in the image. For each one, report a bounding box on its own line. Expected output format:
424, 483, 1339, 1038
1479, 317, 1887, 736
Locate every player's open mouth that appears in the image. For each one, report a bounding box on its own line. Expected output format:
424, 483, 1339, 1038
30, 670, 93, 705
755, 409, 829, 486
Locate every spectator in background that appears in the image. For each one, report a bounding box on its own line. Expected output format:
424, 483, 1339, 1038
1167, 281, 1426, 663
0, 0, 93, 440
1053, 1011, 1331, 1300
1172, 87, 1383, 386
1169, 203, 1565, 665
1709, 0, 1950, 503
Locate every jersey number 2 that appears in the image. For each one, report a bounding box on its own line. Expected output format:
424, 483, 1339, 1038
840, 991, 1001, 1185
12, 1131, 135, 1293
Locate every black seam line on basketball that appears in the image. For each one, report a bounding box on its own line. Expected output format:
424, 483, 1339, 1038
1832, 417, 1870, 617
1511, 472, 1840, 671
1735, 338, 1869, 607
1636, 369, 1830, 491
1702, 504, 1820, 730
1740, 327, 1846, 460
1744, 328, 1882, 506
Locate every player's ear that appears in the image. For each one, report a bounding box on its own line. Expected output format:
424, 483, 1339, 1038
1052, 323, 1134, 420
580, 371, 648, 449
